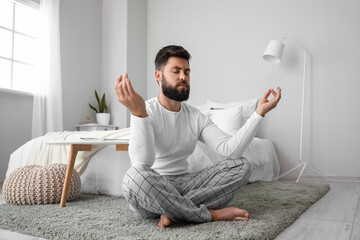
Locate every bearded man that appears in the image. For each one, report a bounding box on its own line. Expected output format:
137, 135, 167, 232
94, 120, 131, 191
115, 45, 281, 228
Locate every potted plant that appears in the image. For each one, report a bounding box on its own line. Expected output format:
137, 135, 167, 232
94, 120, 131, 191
89, 90, 110, 125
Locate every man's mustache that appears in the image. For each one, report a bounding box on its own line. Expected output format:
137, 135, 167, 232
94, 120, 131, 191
176, 81, 189, 88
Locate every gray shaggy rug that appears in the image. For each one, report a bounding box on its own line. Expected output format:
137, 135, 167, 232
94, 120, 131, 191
0, 181, 330, 240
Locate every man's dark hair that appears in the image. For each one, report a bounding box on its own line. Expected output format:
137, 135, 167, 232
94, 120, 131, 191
155, 45, 191, 70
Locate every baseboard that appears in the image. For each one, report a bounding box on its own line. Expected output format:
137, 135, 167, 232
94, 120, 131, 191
277, 174, 360, 183
301, 175, 360, 182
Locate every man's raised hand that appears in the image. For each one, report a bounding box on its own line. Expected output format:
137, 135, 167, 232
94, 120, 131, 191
256, 87, 282, 117
115, 73, 148, 118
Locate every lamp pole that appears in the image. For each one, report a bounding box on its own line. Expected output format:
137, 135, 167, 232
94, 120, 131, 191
265, 38, 331, 182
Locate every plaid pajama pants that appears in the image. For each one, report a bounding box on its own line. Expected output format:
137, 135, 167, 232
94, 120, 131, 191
122, 158, 251, 223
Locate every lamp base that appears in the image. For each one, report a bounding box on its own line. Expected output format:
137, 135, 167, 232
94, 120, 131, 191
274, 161, 332, 183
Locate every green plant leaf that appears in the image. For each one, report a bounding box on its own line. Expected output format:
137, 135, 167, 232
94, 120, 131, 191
95, 90, 101, 107
99, 93, 105, 113
103, 94, 108, 113
89, 103, 98, 113
91, 90, 108, 113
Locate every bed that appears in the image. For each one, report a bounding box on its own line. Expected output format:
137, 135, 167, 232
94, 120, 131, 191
5, 98, 280, 197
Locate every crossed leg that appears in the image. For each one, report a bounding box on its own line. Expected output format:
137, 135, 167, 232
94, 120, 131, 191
122, 158, 251, 227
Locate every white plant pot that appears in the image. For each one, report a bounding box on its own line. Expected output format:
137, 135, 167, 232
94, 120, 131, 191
96, 113, 110, 125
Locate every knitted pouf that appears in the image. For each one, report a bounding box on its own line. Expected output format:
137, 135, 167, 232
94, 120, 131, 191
2, 164, 81, 205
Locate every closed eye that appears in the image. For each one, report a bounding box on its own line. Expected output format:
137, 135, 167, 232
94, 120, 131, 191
170, 67, 190, 75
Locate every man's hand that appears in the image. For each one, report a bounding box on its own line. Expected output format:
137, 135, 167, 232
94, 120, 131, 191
256, 87, 282, 117
115, 73, 148, 118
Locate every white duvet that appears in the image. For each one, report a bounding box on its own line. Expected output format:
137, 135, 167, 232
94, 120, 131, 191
188, 137, 280, 182
6, 128, 131, 177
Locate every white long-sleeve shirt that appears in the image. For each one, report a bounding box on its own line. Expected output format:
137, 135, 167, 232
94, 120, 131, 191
129, 97, 263, 175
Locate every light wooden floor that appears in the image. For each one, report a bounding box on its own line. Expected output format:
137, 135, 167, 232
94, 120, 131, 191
0, 181, 359, 240
275, 181, 360, 240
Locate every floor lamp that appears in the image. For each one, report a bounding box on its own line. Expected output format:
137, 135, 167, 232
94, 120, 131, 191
263, 38, 331, 182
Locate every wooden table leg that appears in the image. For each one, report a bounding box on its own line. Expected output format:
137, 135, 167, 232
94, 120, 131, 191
60, 144, 92, 207
116, 144, 129, 151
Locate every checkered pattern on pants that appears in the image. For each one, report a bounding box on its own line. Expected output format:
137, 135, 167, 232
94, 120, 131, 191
122, 158, 251, 223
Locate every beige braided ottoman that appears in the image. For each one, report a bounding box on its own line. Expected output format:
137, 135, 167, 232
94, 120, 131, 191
2, 164, 81, 205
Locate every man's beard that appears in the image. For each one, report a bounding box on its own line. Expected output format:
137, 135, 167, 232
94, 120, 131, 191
161, 75, 190, 102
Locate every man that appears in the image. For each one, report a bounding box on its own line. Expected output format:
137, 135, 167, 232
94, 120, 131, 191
115, 45, 281, 228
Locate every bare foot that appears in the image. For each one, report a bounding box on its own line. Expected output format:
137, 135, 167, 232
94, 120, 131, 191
157, 214, 171, 228
210, 207, 250, 221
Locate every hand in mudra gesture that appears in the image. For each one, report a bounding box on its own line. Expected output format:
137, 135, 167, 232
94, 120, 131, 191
256, 87, 282, 117
115, 73, 148, 118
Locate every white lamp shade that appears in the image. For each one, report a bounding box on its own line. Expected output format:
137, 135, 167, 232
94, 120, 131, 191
263, 40, 285, 63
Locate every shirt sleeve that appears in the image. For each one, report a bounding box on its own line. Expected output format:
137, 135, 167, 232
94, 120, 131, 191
128, 114, 156, 167
199, 111, 263, 159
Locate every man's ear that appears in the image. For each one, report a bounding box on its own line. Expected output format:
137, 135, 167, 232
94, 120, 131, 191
155, 70, 161, 84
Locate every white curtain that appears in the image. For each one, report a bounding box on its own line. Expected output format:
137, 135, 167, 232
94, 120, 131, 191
32, 0, 63, 138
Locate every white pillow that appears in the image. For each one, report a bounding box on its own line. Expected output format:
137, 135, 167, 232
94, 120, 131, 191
210, 105, 242, 135
207, 98, 258, 127
188, 98, 258, 174
195, 104, 209, 115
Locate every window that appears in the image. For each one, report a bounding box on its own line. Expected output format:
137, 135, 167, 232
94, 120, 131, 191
0, 0, 40, 93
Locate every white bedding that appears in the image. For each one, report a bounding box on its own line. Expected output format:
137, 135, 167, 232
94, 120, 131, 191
6, 134, 279, 197
187, 137, 279, 182
6, 129, 131, 177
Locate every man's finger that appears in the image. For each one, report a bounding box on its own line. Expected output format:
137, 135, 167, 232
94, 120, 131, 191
273, 87, 281, 102
115, 82, 121, 98
118, 81, 126, 98
122, 73, 131, 95
263, 89, 271, 100
276, 87, 282, 99
115, 75, 123, 97
115, 86, 120, 99
115, 75, 122, 87
125, 77, 135, 96
121, 80, 130, 97
117, 74, 123, 82
270, 88, 277, 97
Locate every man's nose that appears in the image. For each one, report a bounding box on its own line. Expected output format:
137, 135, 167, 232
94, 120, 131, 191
179, 72, 186, 80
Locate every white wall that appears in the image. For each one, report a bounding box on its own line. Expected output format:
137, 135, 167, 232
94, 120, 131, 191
60, 0, 147, 130
126, 0, 147, 125
102, 0, 147, 128
60, 0, 102, 130
146, 0, 360, 177
101, 0, 127, 128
